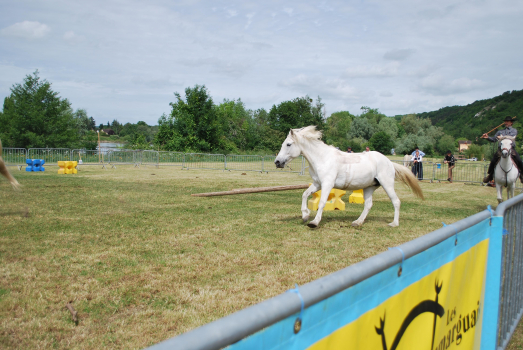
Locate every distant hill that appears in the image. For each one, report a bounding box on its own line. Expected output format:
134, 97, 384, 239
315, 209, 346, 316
405, 89, 523, 142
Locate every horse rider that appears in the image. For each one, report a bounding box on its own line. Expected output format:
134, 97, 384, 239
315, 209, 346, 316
481, 116, 523, 183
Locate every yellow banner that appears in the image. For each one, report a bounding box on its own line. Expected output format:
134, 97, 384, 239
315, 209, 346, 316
308, 239, 489, 350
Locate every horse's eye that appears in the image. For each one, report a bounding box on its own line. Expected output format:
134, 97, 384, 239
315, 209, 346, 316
287, 143, 291, 147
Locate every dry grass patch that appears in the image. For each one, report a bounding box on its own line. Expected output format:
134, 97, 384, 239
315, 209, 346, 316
0, 165, 518, 349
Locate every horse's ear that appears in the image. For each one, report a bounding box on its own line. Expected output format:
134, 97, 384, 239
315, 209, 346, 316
290, 129, 295, 136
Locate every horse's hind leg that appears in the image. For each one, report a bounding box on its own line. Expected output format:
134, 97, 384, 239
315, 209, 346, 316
352, 186, 378, 227
380, 182, 401, 227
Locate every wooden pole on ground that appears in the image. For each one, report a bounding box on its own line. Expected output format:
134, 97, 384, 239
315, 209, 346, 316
192, 184, 309, 197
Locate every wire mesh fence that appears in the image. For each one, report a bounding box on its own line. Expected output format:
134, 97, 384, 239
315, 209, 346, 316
158, 151, 185, 167
184, 153, 226, 170
108, 150, 141, 165
497, 196, 523, 349
2, 148, 26, 167
71, 149, 103, 165
142, 150, 159, 167
27, 148, 72, 164
225, 155, 263, 172
432, 161, 487, 183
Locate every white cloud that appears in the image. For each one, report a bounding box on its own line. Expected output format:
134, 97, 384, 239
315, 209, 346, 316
343, 63, 400, 79
279, 74, 369, 101
227, 9, 238, 18
419, 75, 487, 95
283, 8, 294, 16
383, 49, 414, 61
0, 21, 50, 40
245, 12, 255, 29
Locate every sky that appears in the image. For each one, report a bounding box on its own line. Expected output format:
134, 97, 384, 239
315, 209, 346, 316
1, 0, 522, 126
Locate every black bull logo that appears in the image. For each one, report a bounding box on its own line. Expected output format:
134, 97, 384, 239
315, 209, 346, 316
375, 280, 444, 350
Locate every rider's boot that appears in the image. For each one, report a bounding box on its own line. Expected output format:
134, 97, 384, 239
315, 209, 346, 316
484, 150, 501, 183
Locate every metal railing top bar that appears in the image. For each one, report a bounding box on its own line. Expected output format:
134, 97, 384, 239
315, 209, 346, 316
147, 209, 492, 350
494, 194, 523, 216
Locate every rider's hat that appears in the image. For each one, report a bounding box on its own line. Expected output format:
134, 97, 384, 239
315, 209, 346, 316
504, 116, 515, 122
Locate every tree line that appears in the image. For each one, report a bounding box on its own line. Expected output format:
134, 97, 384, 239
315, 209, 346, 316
2, 70, 514, 158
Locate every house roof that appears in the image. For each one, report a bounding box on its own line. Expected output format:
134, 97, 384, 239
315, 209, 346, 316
458, 140, 472, 144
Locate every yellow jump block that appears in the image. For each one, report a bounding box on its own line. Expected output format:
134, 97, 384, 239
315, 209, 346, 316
58, 161, 78, 175
308, 188, 346, 211
349, 189, 364, 204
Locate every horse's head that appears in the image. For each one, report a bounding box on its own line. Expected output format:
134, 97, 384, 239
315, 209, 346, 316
500, 137, 514, 158
274, 129, 302, 168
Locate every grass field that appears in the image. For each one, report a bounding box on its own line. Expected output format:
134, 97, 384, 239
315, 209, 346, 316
1, 165, 522, 349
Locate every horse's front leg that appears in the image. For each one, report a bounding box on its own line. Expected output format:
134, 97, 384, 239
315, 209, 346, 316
496, 184, 503, 204
301, 183, 320, 223
307, 181, 334, 228
508, 183, 515, 200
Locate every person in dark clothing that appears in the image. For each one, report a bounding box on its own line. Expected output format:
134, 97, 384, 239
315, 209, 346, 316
347, 147, 353, 153
443, 150, 455, 183
481, 116, 523, 183
412, 149, 423, 180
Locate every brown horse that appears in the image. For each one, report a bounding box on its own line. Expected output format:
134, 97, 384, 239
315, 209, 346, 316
0, 140, 20, 190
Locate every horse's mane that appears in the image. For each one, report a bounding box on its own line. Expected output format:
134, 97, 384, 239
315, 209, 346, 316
499, 136, 515, 142
290, 126, 323, 143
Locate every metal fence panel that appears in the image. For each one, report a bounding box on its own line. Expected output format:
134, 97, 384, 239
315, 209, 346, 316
158, 151, 185, 167
225, 155, 263, 172
108, 150, 141, 165
432, 161, 486, 183
185, 153, 225, 170
496, 195, 523, 349
27, 148, 71, 164
142, 150, 159, 167
70, 149, 103, 165
2, 148, 26, 166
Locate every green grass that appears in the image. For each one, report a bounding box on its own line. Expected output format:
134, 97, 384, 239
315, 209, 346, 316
0, 165, 521, 349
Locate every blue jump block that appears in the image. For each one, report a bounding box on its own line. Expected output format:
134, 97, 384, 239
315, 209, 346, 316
25, 159, 46, 172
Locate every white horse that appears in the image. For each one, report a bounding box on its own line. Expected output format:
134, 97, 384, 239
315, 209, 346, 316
494, 137, 519, 203
274, 126, 423, 228
403, 154, 413, 167
0, 139, 20, 190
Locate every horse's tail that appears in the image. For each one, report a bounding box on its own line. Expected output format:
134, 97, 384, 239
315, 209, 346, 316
392, 162, 424, 200
0, 139, 21, 190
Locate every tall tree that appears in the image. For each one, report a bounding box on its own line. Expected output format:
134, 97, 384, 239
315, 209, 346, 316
268, 96, 325, 134
0, 70, 79, 148
155, 85, 219, 152
323, 111, 354, 149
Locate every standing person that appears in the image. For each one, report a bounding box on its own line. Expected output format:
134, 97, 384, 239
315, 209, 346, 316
364, 146, 370, 152
443, 150, 455, 183
347, 147, 353, 153
412, 149, 423, 180
411, 147, 425, 157
481, 116, 523, 183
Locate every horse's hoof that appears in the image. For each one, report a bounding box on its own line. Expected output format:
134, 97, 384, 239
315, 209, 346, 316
351, 221, 361, 227
498, 199, 503, 204
388, 222, 399, 227
302, 216, 309, 223
307, 222, 318, 228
